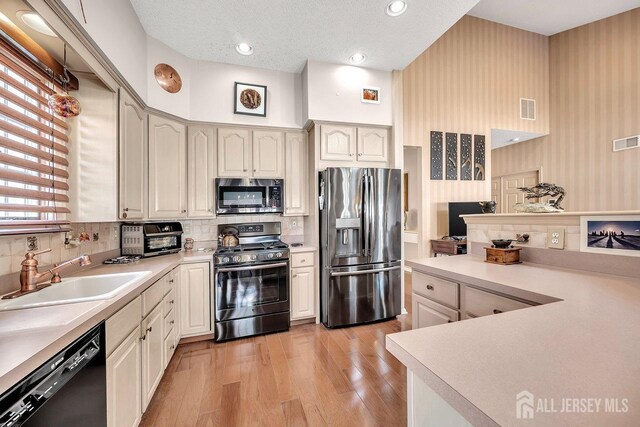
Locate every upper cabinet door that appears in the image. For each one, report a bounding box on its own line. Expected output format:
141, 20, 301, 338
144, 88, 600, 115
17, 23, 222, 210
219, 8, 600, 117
320, 125, 356, 161
357, 127, 389, 163
284, 132, 308, 216
148, 115, 187, 218
118, 90, 146, 220
253, 130, 284, 178
217, 128, 251, 177
187, 126, 216, 218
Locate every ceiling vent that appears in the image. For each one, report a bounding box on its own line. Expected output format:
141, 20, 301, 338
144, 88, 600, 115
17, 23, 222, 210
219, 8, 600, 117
612, 135, 640, 152
520, 98, 536, 120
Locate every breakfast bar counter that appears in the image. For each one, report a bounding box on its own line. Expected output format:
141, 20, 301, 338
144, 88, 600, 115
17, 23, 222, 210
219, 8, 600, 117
387, 255, 640, 426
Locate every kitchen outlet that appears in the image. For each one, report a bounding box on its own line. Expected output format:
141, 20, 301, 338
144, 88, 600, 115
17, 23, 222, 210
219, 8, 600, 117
288, 219, 298, 230
26, 236, 38, 251
547, 228, 565, 249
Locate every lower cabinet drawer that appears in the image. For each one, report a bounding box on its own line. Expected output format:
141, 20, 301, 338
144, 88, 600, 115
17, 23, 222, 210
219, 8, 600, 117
412, 293, 459, 329
163, 286, 176, 318
462, 285, 534, 318
164, 327, 177, 368
291, 252, 315, 268
106, 296, 142, 356
412, 271, 459, 309
142, 278, 165, 317
164, 307, 176, 338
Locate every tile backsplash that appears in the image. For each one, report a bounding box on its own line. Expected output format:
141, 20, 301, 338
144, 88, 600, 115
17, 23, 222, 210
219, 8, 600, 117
0, 216, 306, 276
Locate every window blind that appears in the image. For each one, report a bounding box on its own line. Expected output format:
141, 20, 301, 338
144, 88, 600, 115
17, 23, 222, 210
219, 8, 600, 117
0, 40, 71, 234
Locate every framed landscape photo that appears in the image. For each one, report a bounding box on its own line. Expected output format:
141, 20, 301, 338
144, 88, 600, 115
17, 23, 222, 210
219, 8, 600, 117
234, 82, 267, 117
580, 215, 640, 257
361, 86, 380, 104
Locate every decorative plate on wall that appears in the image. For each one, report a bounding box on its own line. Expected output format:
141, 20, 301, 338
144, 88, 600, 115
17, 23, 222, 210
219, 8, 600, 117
154, 63, 182, 93
234, 82, 267, 117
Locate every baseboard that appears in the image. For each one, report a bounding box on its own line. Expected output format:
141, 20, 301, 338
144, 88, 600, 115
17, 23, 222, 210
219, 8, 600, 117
178, 333, 214, 344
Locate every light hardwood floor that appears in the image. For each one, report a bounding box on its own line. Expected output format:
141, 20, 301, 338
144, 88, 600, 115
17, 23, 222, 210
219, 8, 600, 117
141, 273, 413, 427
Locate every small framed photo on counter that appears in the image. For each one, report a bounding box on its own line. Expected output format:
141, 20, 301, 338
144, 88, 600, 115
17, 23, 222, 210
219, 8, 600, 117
580, 215, 640, 257
361, 87, 380, 104
234, 82, 267, 117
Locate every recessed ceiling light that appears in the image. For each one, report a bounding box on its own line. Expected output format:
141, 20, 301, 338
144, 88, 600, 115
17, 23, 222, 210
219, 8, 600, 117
386, 1, 407, 17
349, 53, 366, 65
236, 43, 254, 56
17, 11, 57, 37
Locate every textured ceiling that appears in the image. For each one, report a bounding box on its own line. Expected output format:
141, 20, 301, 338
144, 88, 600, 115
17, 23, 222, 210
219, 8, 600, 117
129, 0, 480, 73
469, 0, 639, 36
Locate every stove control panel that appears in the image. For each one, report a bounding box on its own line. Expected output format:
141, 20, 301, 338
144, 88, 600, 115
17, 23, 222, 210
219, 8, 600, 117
215, 249, 289, 266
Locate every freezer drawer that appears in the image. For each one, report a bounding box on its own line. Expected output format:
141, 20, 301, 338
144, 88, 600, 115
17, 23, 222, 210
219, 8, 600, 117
323, 263, 401, 328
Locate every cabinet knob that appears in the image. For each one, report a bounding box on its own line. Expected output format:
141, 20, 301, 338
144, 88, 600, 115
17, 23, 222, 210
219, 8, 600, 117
122, 212, 128, 219
181, 209, 187, 213
169, 279, 174, 283
170, 320, 175, 325
243, 169, 247, 172
493, 309, 503, 314
146, 326, 153, 333
123, 207, 129, 212
349, 153, 354, 157
170, 299, 175, 304
447, 320, 453, 323
358, 153, 362, 157
426, 285, 434, 290
170, 344, 175, 350
293, 274, 298, 278
140, 334, 146, 341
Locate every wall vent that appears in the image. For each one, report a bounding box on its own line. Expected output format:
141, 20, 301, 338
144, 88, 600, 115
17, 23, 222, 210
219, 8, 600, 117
613, 135, 640, 152
520, 98, 536, 120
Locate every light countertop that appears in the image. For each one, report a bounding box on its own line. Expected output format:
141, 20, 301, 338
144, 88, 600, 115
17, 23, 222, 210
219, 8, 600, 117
387, 255, 640, 426
0, 251, 212, 395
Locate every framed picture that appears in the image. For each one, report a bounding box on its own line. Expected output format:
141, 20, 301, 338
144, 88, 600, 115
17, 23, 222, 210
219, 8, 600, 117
234, 82, 267, 117
361, 87, 380, 104
580, 215, 640, 257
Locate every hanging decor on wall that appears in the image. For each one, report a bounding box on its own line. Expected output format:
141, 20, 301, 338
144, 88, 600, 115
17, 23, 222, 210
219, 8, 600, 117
154, 63, 182, 93
430, 131, 443, 180
48, 44, 81, 117
474, 134, 486, 180
445, 132, 458, 180
361, 87, 380, 104
460, 134, 473, 180
234, 82, 267, 117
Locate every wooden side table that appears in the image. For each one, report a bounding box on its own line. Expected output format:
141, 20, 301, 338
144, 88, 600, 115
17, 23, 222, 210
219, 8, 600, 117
430, 239, 467, 256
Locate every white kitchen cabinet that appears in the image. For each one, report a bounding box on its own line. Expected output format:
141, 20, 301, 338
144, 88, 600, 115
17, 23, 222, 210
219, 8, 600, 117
460, 285, 534, 320
320, 125, 356, 161
148, 115, 187, 218
284, 132, 308, 216
291, 266, 315, 320
106, 328, 142, 427
252, 130, 284, 178
357, 127, 389, 163
290, 250, 316, 321
179, 262, 211, 337
187, 126, 216, 218
118, 89, 146, 220
141, 302, 164, 410
413, 293, 459, 329
217, 128, 252, 177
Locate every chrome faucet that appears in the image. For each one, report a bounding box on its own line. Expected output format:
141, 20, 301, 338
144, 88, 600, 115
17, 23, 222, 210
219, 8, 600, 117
2, 249, 92, 299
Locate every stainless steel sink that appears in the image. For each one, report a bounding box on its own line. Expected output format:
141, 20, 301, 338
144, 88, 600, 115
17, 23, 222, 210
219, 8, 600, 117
0, 271, 152, 311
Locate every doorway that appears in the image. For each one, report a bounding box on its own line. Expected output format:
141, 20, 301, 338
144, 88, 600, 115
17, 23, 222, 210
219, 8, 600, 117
491, 169, 540, 213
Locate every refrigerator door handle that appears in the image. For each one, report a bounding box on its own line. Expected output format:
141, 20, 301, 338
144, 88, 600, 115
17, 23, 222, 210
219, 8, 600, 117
367, 174, 374, 258
330, 266, 401, 277
362, 175, 369, 257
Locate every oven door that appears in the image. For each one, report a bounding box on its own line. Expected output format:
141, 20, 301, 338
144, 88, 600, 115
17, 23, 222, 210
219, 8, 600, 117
215, 261, 289, 321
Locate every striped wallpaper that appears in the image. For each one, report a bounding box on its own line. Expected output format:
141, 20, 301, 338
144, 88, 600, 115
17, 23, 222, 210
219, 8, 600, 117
402, 15, 550, 248
492, 8, 640, 212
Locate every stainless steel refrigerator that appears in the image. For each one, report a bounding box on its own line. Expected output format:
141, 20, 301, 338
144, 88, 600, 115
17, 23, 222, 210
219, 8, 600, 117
319, 167, 402, 328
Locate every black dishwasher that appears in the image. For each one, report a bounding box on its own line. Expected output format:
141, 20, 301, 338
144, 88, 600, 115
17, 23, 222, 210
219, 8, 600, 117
0, 322, 106, 427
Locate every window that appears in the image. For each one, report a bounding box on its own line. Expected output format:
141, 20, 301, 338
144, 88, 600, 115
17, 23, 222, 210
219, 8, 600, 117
0, 40, 70, 234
